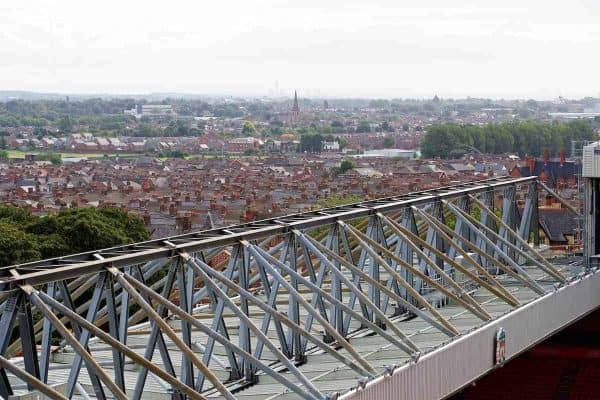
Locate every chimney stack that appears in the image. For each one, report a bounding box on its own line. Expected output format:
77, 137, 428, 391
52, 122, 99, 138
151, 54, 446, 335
543, 148, 550, 165
527, 156, 536, 173
560, 148, 566, 166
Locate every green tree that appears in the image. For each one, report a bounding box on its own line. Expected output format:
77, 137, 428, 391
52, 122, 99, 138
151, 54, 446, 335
0, 204, 33, 223
320, 124, 333, 135
381, 121, 394, 132
420, 125, 460, 158
356, 120, 371, 133
53, 208, 147, 252
159, 150, 187, 159
58, 115, 73, 133
331, 120, 344, 132
420, 121, 596, 158
37, 152, 62, 165
0, 222, 40, 266
0, 206, 151, 267
339, 159, 355, 174
164, 119, 192, 137
22, 207, 150, 262
35, 234, 72, 259
299, 134, 324, 153
242, 121, 257, 136
383, 136, 395, 148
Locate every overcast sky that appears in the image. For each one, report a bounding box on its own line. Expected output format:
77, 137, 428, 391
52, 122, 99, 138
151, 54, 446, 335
1, 0, 599, 99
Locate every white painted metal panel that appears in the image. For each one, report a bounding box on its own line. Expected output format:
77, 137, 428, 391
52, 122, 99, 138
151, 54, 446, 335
583, 141, 600, 177
341, 271, 600, 400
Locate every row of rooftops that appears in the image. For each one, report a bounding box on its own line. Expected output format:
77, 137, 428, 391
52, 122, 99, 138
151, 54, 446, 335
0, 155, 508, 236
0, 153, 582, 240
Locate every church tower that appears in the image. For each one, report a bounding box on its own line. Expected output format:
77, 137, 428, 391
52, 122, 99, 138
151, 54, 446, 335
291, 90, 300, 124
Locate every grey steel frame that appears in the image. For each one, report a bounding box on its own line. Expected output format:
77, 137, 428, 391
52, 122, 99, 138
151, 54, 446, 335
0, 176, 573, 400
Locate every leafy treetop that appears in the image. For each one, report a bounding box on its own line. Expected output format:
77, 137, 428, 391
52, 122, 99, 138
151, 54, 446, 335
0, 205, 150, 267
420, 120, 596, 158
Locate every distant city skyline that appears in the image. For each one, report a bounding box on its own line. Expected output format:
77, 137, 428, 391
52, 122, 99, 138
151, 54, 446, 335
1, 89, 599, 102
1, 1, 599, 99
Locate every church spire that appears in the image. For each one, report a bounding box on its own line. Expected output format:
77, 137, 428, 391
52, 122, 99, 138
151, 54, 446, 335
291, 90, 300, 124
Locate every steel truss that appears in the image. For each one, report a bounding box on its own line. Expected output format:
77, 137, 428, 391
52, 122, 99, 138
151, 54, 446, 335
0, 176, 580, 400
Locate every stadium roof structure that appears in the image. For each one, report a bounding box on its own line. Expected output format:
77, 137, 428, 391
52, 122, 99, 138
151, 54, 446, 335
0, 176, 596, 400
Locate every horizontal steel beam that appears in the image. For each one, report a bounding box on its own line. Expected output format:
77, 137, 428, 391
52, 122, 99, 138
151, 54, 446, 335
0, 176, 536, 288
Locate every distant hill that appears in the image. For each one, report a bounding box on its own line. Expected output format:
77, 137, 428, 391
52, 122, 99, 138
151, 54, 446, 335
0, 90, 144, 101
0, 90, 67, 101
0, 90, 236, 102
